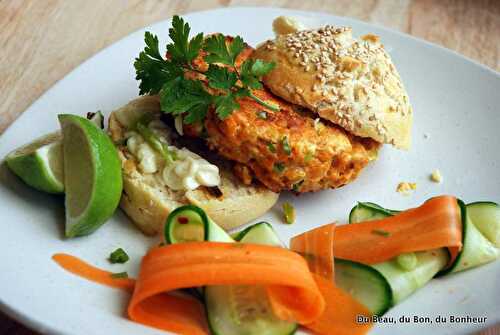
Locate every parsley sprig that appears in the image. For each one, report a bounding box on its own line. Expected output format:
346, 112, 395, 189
134, 15, 278, 125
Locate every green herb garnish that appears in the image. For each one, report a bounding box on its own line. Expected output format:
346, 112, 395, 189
109, 248, 130, 264
281, 136, 291, 155
371, 229, 391, 237
267, 142, 277, 153
134, 15, 278, 126
110, 271, 129, 279
273, 162, 285, 173
282, 202, 295, 224
304, 150, 314, 163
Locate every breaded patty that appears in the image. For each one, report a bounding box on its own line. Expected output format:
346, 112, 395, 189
203, 89, 379, 193
181, 35, 380, 193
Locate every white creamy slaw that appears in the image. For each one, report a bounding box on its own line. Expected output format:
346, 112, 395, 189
126, 120, 220, 191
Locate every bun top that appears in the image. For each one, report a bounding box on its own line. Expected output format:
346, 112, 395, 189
253, 24, 413, 149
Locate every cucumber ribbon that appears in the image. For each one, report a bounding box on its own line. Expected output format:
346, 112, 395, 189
291, 195, 499, 321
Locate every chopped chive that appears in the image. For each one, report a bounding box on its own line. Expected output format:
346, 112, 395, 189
282, 202, 296, 224
248, 91, 280, 112
267, 142, 277, 153
281, 136, 292, 155
110, 271, 129, 279
304, 150, 314, 163
109, 248, 129, 264
292, 180, 304, 192
273, 162, 285, 173
136, 121, 177, 164
256, 110, 268, 120
371, 229, 391, 237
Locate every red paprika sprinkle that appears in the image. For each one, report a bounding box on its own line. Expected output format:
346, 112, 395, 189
177, 216, 189, 224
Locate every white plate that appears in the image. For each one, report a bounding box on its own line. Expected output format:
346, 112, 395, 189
0, 7, 499, 335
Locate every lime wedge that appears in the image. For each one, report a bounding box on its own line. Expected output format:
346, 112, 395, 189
6, 132, 65, 194
58, 114, 122, 237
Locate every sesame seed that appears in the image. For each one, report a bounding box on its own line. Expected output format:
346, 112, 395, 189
285, 83, 295, 93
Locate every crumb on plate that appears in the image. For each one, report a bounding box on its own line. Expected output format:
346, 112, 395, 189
272, 16, 306, 35
396, 181, 417, 195
430, 169, 442, 183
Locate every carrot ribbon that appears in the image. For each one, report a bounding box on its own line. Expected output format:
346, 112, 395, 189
290, 223, 373, 335
128, 242, 325, 334
332, 195, 463, 266
291, 196, 462, 268
289, 195, 462, 334
52, 253, 135, 292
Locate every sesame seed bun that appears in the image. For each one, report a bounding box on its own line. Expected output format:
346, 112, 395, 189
252, 25, 413, 149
